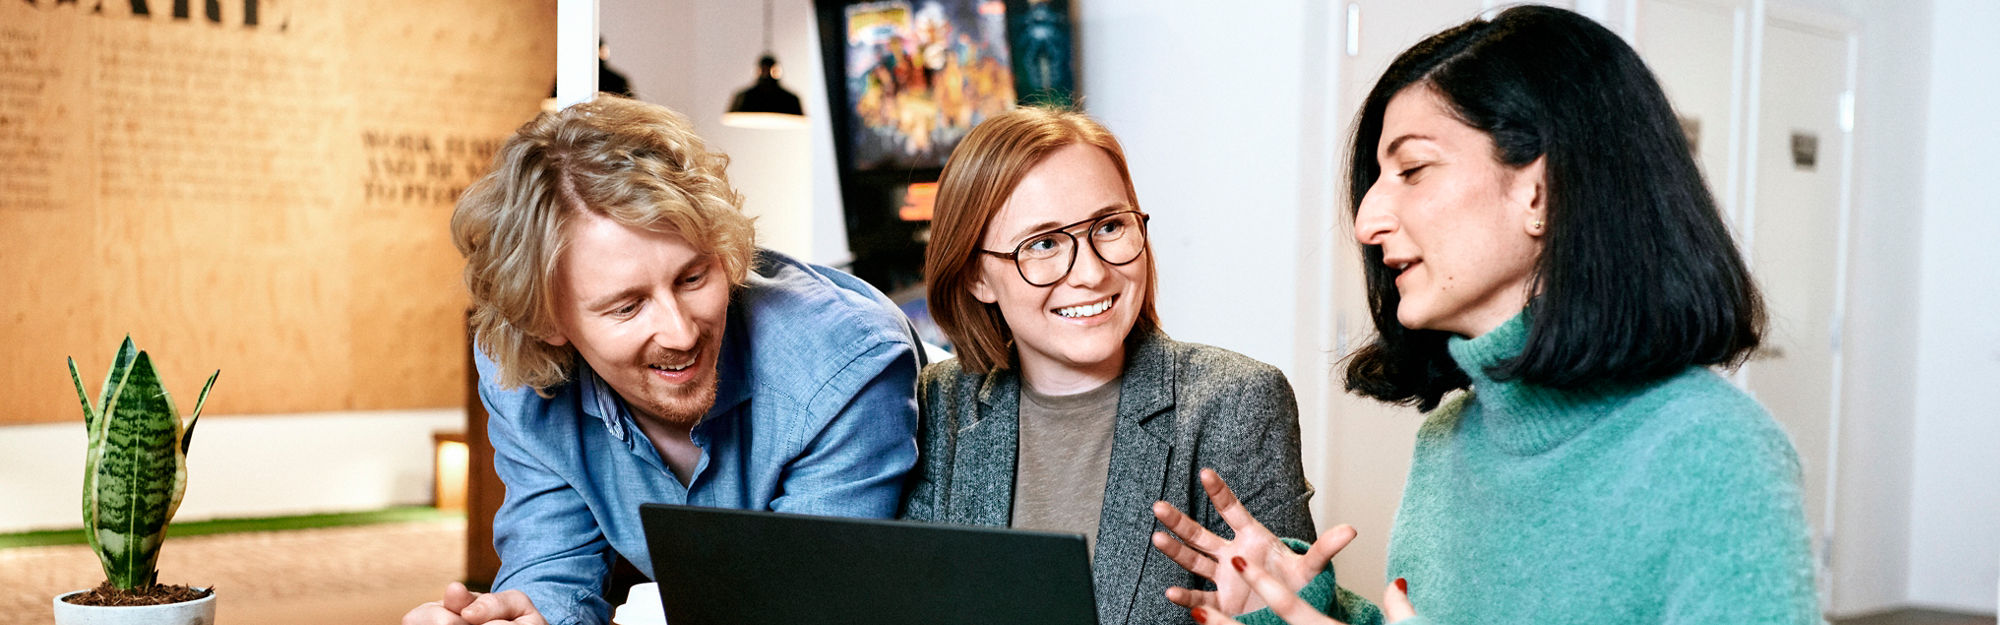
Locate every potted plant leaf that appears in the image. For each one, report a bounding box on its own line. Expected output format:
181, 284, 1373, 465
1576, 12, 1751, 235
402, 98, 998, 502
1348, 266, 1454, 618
53, 337, 220, 625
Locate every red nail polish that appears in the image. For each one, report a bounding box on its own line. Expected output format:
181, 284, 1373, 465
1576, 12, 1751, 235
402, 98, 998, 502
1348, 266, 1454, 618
1394, 577, 1408, 594
1191, 607, 1208, 624
1231, 556, 1247, 572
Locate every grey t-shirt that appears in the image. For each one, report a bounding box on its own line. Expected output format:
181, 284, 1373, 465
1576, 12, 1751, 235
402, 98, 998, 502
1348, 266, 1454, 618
1010, 377, 1121, 555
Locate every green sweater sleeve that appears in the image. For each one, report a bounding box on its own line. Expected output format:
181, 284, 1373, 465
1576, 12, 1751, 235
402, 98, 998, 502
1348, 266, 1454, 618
1234, 538, 1388, 625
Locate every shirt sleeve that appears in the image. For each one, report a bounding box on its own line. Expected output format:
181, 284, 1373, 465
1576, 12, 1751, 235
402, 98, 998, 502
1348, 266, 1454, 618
484, 382, 614, 625
768, 342, 920, 518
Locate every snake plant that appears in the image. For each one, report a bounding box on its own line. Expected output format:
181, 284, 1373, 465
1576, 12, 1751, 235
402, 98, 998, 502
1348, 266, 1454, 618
66, 337, 218, 590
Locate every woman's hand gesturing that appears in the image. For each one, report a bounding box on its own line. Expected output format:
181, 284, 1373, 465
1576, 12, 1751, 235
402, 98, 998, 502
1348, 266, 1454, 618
1151, 468, 1357, 615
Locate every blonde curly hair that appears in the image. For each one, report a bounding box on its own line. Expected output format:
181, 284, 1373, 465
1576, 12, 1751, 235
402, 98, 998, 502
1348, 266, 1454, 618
452, 96, 756, 393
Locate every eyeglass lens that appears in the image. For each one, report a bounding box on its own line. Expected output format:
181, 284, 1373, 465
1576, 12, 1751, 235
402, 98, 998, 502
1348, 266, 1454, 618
1016, 212, 1146, 286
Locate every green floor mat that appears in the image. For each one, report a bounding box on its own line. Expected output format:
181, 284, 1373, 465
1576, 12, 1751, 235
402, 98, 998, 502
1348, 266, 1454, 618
0, 506, 464, 550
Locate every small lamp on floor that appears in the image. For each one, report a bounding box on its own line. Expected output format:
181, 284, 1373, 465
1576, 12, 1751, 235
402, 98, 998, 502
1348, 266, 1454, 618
433, 431, 469, 513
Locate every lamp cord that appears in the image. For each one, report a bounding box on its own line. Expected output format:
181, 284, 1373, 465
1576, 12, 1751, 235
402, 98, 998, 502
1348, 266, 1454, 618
762, 0, 773, 55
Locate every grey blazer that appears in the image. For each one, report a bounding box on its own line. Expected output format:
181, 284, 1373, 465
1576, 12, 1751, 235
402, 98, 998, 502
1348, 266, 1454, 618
900, 329, 1316, 625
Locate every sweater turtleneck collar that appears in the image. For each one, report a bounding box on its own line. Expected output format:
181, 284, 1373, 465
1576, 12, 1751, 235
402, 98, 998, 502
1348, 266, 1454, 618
1445, 311, 1628, 456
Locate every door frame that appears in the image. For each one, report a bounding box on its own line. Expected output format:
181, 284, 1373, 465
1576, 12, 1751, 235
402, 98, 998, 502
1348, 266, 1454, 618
1742, 1, 1859, 611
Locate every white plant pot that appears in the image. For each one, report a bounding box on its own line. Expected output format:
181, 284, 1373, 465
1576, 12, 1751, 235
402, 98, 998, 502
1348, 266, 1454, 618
52, 588, 215, 625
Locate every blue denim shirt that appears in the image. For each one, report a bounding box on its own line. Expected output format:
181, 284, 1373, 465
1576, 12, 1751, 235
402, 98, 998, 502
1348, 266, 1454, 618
478, 250, 919, 625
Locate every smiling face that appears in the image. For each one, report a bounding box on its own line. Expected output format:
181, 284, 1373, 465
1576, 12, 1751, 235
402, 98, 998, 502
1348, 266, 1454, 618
970, 143, 1150, 393
546, 209, 729, 431
1355, 86, 1547, 338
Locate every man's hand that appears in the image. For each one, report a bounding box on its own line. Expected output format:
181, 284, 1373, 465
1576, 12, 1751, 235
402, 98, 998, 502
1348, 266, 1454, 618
403, 583, 547, 625
403, 582, 478, 625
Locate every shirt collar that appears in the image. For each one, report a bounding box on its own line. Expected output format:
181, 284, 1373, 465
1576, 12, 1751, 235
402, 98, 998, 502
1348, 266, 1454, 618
577, 364, 629, 442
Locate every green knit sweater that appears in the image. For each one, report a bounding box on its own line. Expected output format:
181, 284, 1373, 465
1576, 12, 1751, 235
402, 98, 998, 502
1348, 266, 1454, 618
1244, 314, 1820, 625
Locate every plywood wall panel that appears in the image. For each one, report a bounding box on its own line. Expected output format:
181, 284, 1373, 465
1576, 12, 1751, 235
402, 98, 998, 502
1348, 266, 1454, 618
2, 1, 555, 424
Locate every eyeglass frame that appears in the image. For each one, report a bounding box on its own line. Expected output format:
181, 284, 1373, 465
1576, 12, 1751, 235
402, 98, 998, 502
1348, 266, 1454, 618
977, 210, 1152, 287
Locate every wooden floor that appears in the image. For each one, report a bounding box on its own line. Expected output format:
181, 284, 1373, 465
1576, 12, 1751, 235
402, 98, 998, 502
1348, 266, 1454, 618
1, 520, 463, 625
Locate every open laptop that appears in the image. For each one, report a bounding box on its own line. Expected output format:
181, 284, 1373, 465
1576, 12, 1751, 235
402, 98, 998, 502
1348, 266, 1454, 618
638, 503, 1098, 625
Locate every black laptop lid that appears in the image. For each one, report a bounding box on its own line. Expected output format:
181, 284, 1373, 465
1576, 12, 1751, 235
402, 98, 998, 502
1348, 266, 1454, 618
638, 503, 1098, 625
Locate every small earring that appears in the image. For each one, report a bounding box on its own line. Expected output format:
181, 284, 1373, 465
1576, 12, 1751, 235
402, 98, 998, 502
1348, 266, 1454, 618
1530, 219, 1545, 231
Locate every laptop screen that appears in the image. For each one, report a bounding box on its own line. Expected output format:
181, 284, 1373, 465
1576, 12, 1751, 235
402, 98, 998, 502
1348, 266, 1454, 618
639, 503, 1098, 624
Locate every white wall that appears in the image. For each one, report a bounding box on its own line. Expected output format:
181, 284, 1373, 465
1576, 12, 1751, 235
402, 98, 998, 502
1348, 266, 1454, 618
1071, 0, 1329, 464
603, 0, 851, 268
0, 410, 461, 533
1908, 0, 2000, 613
600, 0, 694, 115
1070, 0, 1358, 587
1073, 0, 1311, 375
1765, 0, 2000, 615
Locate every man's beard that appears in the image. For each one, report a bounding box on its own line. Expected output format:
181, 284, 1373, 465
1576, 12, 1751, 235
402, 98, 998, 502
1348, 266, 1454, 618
633, 345, 718, 430
638, 374, 716, 430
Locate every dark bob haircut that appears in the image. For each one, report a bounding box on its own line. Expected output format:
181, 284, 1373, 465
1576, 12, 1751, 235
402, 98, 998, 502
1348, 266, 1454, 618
1343, 5, 1764, 410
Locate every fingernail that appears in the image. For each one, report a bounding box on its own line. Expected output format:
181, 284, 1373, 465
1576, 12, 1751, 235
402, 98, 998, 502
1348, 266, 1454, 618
1394, 577, 1408, 594
1231, 556, 1247, 572
1191, 607, 1208, 624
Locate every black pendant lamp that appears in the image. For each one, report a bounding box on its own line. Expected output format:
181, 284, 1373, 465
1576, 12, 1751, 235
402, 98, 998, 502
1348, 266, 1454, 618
723, 0, 808, 129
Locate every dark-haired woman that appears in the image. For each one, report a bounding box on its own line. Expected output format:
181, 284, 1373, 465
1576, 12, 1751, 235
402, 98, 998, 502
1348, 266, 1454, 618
1149, 6, 1818, 625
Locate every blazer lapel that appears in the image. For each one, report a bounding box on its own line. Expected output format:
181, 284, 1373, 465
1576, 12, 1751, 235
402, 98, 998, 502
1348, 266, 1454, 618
1091, 332, 1179, 625
945, 369, 1020, 527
